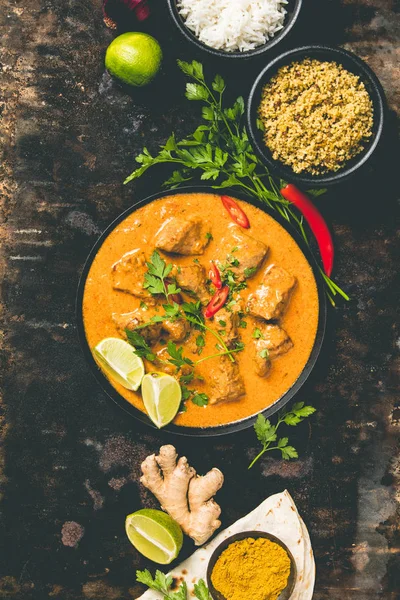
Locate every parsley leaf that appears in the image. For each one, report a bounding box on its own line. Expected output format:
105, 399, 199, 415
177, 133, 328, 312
244, 266, 258, 279
136, 569, 173, 595
259, 348, 269, 359
194, 579, 213, 600
181, 301, 204, 328
180, 371, 195, 385
252, 327, 263, 339
192, 393, 209, 407
196, 334, 205, 355
143, 251, 180, 303
125, 330, 156, 362
254, 415, 277, 444
166, 341, 194, 369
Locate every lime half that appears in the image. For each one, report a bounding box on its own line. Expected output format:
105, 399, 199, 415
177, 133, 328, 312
125, 509, 183, 564
141, 372, 181, 428
93, 337, 144, 391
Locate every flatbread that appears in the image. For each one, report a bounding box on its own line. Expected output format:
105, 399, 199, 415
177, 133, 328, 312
137, 490, 315, 599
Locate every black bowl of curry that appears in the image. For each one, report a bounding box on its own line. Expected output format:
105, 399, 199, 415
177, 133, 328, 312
77, 187, 326, 436
206, 530, 297, 600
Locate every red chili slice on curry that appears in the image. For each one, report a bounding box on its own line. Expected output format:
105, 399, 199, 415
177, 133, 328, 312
204, 286, 230, 318
209, 262, 222, 290
221, 195, 250, 229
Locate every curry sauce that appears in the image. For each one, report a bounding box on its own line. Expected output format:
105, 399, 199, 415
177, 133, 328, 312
82, 193, 319, 428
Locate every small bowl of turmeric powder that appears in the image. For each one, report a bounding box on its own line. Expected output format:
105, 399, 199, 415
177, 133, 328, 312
206, 531, 297, 600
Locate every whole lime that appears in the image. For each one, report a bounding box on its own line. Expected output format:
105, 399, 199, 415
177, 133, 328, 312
105, 32, 163, 87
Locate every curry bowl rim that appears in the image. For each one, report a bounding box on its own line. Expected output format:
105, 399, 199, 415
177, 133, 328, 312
76, 186, 327, 437
205, 529, 297, 600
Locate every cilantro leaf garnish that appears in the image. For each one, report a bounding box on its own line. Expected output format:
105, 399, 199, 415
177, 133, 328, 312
143, 250, 180, 303
192, 393, 209, 407
136, 569, 211, 600
244, 266, 258, 279
253, 327, 263, 339
194, 579, 213, 600
248, 402, 316, 469
180, 371, 195, 385
196, 334, 205, 354
166, 341, 194, 369
125, 329, 156, 362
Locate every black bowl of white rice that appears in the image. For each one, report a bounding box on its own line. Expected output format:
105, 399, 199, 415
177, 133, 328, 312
167, 0, 302, 58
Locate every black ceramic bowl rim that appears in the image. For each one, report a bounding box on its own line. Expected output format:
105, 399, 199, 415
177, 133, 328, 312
247, 45, 386, 186
76, 186, 327, 437
167, 0, 303, 59
206, 530, 297, 600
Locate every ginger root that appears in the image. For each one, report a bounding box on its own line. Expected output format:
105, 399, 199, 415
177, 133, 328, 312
140, 445, 224, 546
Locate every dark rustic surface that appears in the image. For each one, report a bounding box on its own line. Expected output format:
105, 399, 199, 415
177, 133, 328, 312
1, 0, 399, 598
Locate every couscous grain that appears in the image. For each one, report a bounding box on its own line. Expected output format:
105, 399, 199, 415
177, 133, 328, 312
258, 59, 374, 175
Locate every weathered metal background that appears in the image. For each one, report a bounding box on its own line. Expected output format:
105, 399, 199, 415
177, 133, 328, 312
0, 0, 399, 598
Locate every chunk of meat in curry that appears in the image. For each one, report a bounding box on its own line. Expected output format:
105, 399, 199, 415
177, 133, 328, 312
208, 356, 245, 405
155, 215, 211, 255
113, 309, 161, 342
112, 249, 154, 302
162, 318, 190, 342
113, 309, 188, 343
172, 263, 210, 304
252, 323, 293, 377
213, 308, 240, 348
246, 264, 297, 321
215, 225, 269, 281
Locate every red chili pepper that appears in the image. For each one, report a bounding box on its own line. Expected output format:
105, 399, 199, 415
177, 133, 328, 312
221, 196, 250, 229
204, 286, 229, 318
103, 0, 150, 28
280, 184, 334, 277
209, 263, 222, 290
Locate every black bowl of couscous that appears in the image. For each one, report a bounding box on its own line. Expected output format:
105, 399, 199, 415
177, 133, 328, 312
246, 45, 386, 186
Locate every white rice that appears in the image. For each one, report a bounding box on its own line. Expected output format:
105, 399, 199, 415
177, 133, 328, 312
177, 0, 288, 53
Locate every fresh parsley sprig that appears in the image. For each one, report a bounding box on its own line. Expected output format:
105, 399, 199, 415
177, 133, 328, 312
124, 59, 348, 306
144, 251, 181, 304
248, 402, 316, 469
136, 569, 211, 600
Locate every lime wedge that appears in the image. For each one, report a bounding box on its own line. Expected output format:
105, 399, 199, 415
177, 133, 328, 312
141, 372, 181, 428
93, 337, 144, 391
125, 509, 183, 564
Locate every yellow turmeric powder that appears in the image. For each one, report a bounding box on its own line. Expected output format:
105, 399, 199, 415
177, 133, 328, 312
211, 537, 291, 600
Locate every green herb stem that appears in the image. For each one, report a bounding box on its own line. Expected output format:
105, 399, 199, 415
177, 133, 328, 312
195, 347, 242, 365
201, 321, 235, 362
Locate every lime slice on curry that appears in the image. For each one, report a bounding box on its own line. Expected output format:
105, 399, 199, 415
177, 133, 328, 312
141, 372, 181, 428
93, 337, 144, 391
125, 509, 183, 564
